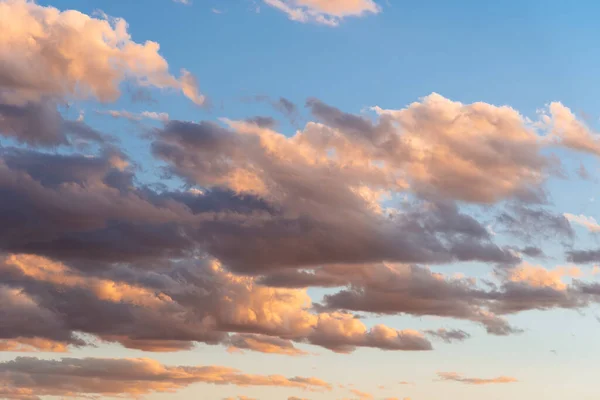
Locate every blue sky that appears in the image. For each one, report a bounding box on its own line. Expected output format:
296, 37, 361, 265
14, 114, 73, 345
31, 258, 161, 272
2, 1, 600, 400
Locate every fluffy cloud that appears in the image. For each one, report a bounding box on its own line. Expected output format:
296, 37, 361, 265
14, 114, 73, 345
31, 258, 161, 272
0, 100, 106, 147
0, 0, 204, 105
263, 0, 380, 26
315, 263, 520, 335
0, 357, 331, 399
541, 102, 600, 156
264, 261, 595, 335
437, 371, 518, 385
370, 94, 548, 203
0, 253, 431, 354
152, 117, 519, 272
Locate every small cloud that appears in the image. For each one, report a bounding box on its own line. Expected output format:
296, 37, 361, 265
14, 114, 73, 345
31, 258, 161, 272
263, 0, 380, 26
350, 388, 374, 399
425, 328, 471, 343
564, 213, 600, 233
437, 372, 518, 385
96, 110, 169, 122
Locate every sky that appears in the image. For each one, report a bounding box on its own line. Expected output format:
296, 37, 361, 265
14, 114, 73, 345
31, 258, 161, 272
2, 0, 600, 399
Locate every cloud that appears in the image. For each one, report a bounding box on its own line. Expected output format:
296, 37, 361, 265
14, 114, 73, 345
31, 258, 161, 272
263, 0, 380, 26
245, 116, 278, 129
437, 371, 518, 385
576, 163, 591, 180
97, 109, 170, 122
0, 338, 68, 353
316, 263, 520, 335
227, 334, 308, 356
0, 357, 332, 399
503, 263, 581, 291
224, 397, 258, 400
0, 0, 204, 105
349, 388, 374, 399
564, 213, 600, 233
0, 253, 431, 354
567, 248, 600, 263
0, 100, 106, 147
152, 119, 519, 271
424, 328, 471, 343
541, 102, 600, 156
268, 261, 593, 335
368, 94, 548, 203
495, 204, 574, 242
249, 95, 299, 124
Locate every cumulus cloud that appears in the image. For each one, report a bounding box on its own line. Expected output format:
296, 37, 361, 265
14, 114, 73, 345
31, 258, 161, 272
316, 263, 520, 335
263, 0, 380, 26
0, 100, 106, 147
152, 118, 519, 272
0, 0, 204, 105
263, 261, 595, 335
0, 357, 331, 399
369, 94, 548, 203
0, 253, 431, 354
437, 372, 518, 385
541, 102, 600, 156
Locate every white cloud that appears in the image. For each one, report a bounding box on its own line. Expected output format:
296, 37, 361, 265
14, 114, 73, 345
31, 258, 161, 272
263, 0, 380, 26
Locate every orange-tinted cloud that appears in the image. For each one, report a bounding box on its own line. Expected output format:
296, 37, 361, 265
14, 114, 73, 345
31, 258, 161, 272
564, 213, 600, 233
228, 334, 308, 356
0, 253, 431, 354
350, 388, 374, 399
263, 0, 380, 26
437, 372, 518, 385
371, 93, 547, 203
0, 0, 204, 105
0, 338, 67, 353
541, 102, 600, 155
0, 357, 332, 399
504, 262, 581, 291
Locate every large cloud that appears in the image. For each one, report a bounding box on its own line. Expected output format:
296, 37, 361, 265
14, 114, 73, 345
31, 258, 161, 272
368, 94, 548, 203
0, 0, 204, 105
0, 357, 332, 399
0, 137, 519, 273
264, 262, 593, 335
0, 253, 432, 354
151, 117, 520, 272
